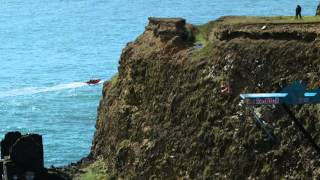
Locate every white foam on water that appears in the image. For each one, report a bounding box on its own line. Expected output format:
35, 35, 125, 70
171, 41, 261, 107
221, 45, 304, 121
0, 81, 103, 97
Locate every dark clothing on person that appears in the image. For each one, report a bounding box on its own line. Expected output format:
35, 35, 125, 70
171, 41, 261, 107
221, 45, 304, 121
296, 5, 302, 19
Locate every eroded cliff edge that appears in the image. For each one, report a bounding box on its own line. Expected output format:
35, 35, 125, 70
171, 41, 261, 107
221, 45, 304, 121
91, 17, 320, 179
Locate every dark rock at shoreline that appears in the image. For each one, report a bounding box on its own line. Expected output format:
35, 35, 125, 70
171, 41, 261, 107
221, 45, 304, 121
0, 132, 70, 180
1, 131, 21, 159
10, 134, 44, 173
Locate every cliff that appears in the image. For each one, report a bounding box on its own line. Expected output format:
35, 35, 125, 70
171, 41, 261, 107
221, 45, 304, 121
90, 16, 320, 179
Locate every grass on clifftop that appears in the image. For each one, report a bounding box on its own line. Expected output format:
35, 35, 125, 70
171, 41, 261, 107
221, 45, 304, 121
193, 22, 217, 61
193, 15, 320, 59
194, 15, 320, 44
195, 22, 216, 45
218, 16, 320, 24
194, 16, 320, 44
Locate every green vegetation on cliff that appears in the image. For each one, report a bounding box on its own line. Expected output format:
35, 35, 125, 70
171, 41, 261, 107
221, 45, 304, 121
79, 159, 112, 180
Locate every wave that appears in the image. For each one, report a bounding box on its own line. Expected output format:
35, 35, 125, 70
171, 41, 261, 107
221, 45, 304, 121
0, 81, 104, 97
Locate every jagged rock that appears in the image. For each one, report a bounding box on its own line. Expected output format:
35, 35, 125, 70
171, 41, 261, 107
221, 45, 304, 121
1, 132, 22, 158
0, 132, 69, 180
10, 134, 44, 173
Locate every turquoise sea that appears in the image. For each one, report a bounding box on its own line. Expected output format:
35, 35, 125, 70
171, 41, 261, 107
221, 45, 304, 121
0, 0, 317, 166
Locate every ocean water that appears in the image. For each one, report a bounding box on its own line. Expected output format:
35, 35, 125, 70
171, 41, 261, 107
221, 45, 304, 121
0, 0, 317, 167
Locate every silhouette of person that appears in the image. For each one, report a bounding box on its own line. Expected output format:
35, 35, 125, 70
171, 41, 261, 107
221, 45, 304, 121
296, 5, 302, 19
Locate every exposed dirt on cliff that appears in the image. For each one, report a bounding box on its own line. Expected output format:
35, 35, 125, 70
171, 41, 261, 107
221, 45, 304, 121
90, 16, 320, 179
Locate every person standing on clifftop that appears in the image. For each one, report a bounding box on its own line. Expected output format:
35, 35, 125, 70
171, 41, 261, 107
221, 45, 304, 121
296, 5, 302, 19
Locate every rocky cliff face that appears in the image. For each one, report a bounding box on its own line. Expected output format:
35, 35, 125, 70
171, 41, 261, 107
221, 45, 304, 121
91, 17, 320, 179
